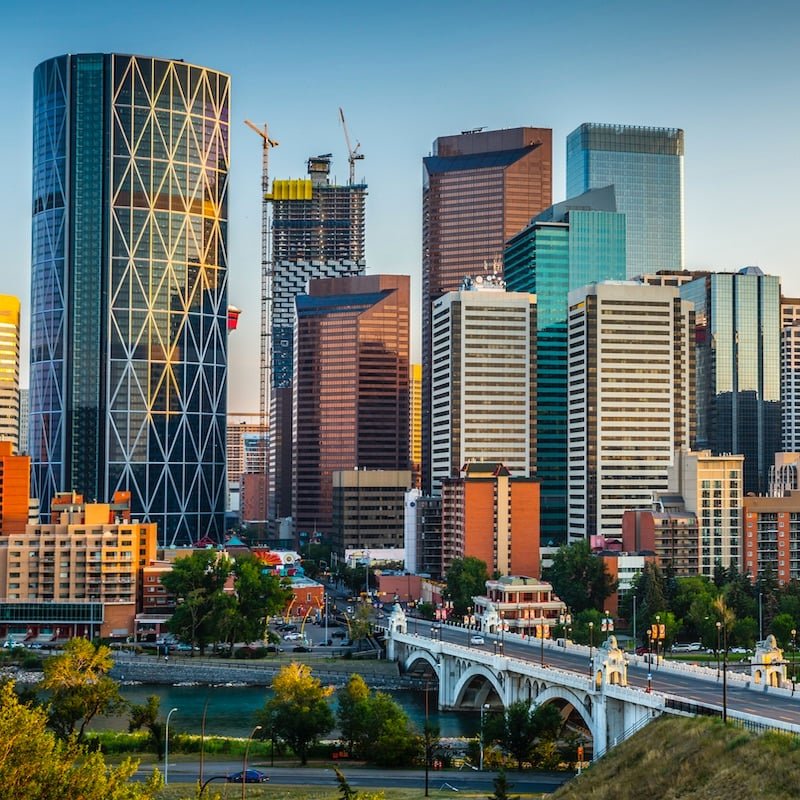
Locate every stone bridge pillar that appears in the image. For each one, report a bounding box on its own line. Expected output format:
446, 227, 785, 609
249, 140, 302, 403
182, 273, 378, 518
385, 604, 407, 662
750, 634, 788, 690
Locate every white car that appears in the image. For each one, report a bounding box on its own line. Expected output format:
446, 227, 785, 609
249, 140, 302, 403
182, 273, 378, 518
283, 632, 303, 641
470, 635, 485, 646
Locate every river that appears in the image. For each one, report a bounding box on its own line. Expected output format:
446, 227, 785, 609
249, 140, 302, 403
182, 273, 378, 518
97, 684, 481, 740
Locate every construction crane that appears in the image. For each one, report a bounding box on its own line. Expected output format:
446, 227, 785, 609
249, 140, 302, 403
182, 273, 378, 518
244, 120, 278, 482
338, 107, 364, 185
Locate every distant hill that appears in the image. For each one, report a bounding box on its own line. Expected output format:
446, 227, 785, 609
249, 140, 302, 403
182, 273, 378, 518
549, 715, 800, 800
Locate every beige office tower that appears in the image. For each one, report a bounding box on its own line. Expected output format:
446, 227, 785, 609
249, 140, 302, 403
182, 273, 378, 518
568, 281, 695, 541
0, 296, 20, 451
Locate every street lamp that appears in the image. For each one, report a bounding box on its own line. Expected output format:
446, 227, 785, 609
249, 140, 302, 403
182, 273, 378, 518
164, 707, 178, 784
792, 628, 797, 694
646, 630, 652, 693
539, 615, 546, 666
588, 621, 594, 677
242, 724, 263, 800
559, 611, 573, 645
479, 703, 490, 770
716, 620, 728, 723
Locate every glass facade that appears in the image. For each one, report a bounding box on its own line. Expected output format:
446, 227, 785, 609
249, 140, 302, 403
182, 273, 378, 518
30, 54, 230, 545
680, 268, 781, 496
504, 197, 626, 546
566, 123, 684, 278
293, 275, 409, 538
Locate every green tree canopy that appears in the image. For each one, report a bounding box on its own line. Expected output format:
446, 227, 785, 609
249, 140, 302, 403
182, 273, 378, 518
258, 662, 334, 764
40, 637, 123, 742
128, 695, 165, 758
484, 701, 562, 771
446, 557, 489, 616
0, 681, 161, 800
544, 541, 616, 613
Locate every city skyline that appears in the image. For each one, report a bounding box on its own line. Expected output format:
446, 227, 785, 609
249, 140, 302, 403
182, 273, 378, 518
0, 0, 798, 415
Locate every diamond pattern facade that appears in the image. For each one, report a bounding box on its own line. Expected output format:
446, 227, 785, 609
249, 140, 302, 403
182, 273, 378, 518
30, 54, 229, 546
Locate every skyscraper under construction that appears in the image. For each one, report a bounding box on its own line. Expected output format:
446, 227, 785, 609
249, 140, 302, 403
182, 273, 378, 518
267, 155, 367, 539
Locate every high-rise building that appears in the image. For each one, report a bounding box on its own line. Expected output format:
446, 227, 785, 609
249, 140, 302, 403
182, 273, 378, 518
18, 389, 29, 454
667, 449, 744, 576
293, 275, 409, 538
409, 364, 422, 488
0, 296, 20, 451
680, 268, 781, 496
780, 297, 800, 453
29, 54, 230, 545
430, 274, 536, 495
0, 441, 30, 535
568, 281, 695, 540
504, 187, 626, 545
440, 462, 540, 578
744, 492, 800, 583
226, 413, 268, 522
422, 126, 552, 494
267, 155, 367, 531
566, 123, 684, 277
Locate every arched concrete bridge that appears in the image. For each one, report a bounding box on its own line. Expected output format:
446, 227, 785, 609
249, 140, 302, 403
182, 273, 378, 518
385, 608, 662, 757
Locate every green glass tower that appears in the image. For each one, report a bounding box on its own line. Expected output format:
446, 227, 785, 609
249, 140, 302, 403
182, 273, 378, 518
504, 187, 626, 546
29, 54, 230, 545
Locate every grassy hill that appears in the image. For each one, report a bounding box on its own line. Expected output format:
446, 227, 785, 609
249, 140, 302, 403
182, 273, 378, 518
550, 715, 800, 800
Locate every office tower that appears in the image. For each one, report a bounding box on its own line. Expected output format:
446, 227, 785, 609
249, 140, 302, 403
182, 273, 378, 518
422, 126, 552, 494
568, 282, 695, 540
667, 449, 744, 576
293, 275, 409, 538
567, 123, 684, 277
409, 364, 422, 488
0, 296, 20, 451
29, 54, 229, 545
18, 389, 29, 454
505, 187, 626, 546
440, 463, 540, 578
681, 268, 781, 495
781, 297, 800, 452
331, 469, 412, 559
226, 413, 268, 522
622, 504, 701, 577
770, 452, 800, 497
430, 274, 536, 495
267, 155, 366, 530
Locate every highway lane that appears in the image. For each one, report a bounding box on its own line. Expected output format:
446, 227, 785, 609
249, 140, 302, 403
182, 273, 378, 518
408, 618, 800, 726
137, 763, 572, 793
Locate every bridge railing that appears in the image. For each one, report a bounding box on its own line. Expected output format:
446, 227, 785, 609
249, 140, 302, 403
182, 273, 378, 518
591, 711, 657, 761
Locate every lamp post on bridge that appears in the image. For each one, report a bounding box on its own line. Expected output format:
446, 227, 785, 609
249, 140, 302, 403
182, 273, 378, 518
588, 621, 594, 677
792, 628, 797, 695
716, 619, 728, 723
479, 703, 490, 771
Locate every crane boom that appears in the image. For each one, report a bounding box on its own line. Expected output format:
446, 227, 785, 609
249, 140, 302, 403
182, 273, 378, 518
338, 107, 364, 185
244, 120, 278, 514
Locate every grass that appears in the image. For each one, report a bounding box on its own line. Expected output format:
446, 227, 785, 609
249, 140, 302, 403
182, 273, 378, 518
549, 715, 800, 800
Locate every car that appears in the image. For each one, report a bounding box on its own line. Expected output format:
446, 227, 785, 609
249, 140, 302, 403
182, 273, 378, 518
265, 644, 284, 654
331, 630, 347, 639
729, 646, 750, 654
635, 645, 650, 656
346, 606, 354, 614
283, 632, 302, 640
175, 643, 199, 652
227, 769, 269, 784
293, 645, 312, 652
469, 635, 485, 646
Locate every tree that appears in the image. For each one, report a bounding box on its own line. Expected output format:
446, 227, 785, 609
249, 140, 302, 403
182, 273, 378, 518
545, 541, 616, 613
769, 613, 797, 648
258, 662, 334, 764
489, 769, 519, 800
446, 557, 489, 616
161, 550, 231, 652
40, 637, 123, 742
128, 695, 165, 758
485, 701, 562, 771
0, 681, 161, 800
333, 767, 385, 800
335, 674, 421, 766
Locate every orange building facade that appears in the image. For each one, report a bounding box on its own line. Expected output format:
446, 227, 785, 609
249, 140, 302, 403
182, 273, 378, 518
744, 493, 800, 583
0, 441, 30, 534
441, 463, 540, 577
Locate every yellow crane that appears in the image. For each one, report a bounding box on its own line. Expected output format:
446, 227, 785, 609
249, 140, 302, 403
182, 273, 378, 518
244, 120, 278, 517
338, 107, 364, 186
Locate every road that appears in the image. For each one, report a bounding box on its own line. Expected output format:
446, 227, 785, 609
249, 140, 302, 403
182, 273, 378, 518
408, 618, 800, 727
139, 762, 572, 793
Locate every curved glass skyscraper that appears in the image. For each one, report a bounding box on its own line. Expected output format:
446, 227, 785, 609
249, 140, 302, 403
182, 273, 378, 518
30, 54, 229, 545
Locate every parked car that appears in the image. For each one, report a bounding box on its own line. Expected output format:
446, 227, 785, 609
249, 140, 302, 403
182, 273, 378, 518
227, 769, 269, 784
672, 642, 702, 653
265, 644, 284, 654
331, 630, 347, 639
283, 632, 302, 641
635, 645, 650, 656
729, 646, 751, 655
469, 635, 485, 646
175, 643, 199, 652
293, 645, 312, 653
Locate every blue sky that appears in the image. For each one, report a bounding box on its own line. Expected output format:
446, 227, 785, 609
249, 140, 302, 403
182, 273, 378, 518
1, 0, 798, 411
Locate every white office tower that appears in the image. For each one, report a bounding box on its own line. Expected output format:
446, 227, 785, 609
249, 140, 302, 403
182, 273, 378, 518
567, 281, 695, 541
781, 297, 800, 452
430, 274, 536, 495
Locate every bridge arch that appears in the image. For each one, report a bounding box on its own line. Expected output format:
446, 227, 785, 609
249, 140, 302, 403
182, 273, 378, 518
451, 664, 506, 709
403, 649, 440, 677
533, 685, 595, 741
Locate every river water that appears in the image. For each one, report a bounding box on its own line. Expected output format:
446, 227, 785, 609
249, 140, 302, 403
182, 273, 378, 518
98, 684, 481, 740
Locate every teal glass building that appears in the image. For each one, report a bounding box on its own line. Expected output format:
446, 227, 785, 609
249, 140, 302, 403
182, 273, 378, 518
504, 187, 626, 545
680, 267, 781, 496
29, 54, 230, 545
567, 123, 683, 278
